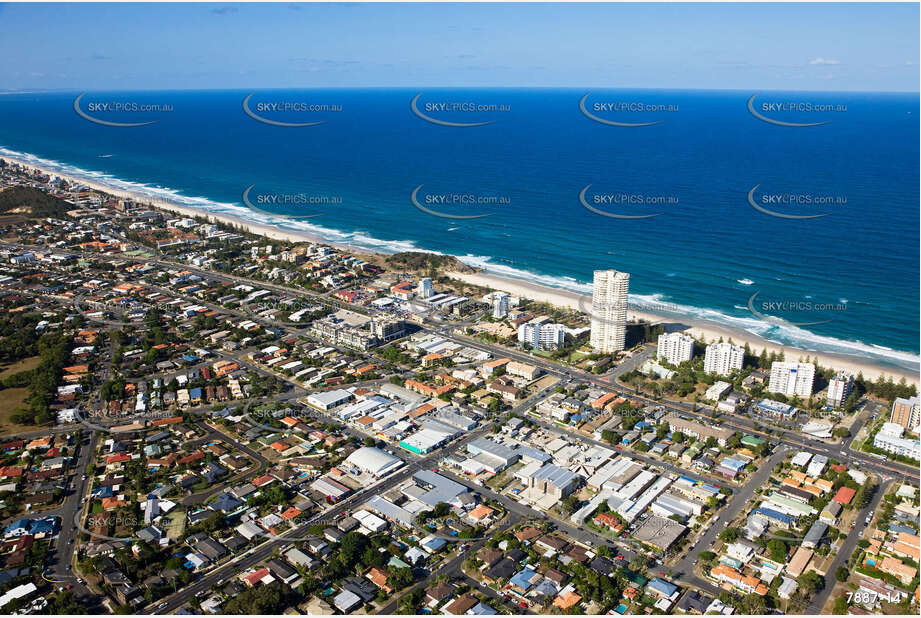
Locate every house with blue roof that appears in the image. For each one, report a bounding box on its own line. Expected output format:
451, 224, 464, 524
404, 546, 430, 566
92, 486, 115, 499
468, 602, 497, 615
4, 519, 30, 538
419, 535, 447, 553
647, 577, 678, 599
211, 493, 243, 513
753, 506, 794, 529
510, 567, 540, 594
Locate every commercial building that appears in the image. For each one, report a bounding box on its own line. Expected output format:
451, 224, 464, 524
343, 447, 404, 478
524, 464, 579, 499
752, 398, 796, 420
768, 362, 815, 397
371, 317, 406, 342
589, 269, 629, 353
703, 342, 745, 376
399, 427, 453, 455
633, 515, 686, 551
466, 438, 520, 469
656, 332, 694, 365
306, 389, 354, 411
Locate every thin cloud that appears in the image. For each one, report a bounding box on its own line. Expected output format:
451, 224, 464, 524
211, 6, 238, 15
809, 57, 840, 65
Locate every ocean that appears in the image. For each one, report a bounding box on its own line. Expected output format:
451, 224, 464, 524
0, 88, 917, 372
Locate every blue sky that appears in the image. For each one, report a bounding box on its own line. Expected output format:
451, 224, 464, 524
1, 2, 917, 92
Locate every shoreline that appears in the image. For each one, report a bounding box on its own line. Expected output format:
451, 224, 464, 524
3, 153, 918, 386
447, 270, 919, 385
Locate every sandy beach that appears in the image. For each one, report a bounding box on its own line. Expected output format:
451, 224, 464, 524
4, 153, 918, 386
448, 270, 920, 386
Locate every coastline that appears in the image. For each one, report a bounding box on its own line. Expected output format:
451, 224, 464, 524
4, 153, 918, 386
448, 270, 919, 386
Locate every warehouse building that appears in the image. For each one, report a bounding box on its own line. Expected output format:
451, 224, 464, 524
344, 447, 404, 478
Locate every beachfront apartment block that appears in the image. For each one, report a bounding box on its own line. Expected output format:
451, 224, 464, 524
767, 361, 815, 398
417, 277, 434, 299
656, 332, 694, 366
589, 269, 629, 353
703, 342, 745, 376
873, 422, 921, 460
890, 396, 920, 432
492, 292, 510, 319
826, 372, 854, 409
518, 317, 566, 351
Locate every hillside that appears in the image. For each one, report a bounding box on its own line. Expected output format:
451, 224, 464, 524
384, 251, 476, 274
0, 185, 73, 219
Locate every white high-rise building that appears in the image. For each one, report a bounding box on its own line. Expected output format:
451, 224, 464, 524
492, 292, 510, 319
704, 342, 745, 376
768, 362, 815, 398
589, 269, 629, 353
656, 332, 695, 365
518, 319, 566, 350
417, 277, 434, 299
826, 373, 854, 409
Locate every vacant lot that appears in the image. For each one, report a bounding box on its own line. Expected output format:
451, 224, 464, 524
0, 356, 42, 435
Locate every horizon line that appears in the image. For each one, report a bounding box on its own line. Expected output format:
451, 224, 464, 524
2, 86, 919, 95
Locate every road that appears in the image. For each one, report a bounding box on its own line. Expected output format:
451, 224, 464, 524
41, 430, 102, 610
670, 448, 792, 594
4, 238, 917, 614
806, 486, 886, 614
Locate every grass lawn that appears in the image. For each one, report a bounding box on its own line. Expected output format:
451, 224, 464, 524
0, 356, 44, 435
0, 387, 36, 435
0, 356, 41, 380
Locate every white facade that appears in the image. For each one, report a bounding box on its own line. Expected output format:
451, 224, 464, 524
656, 332, 694, 365
417, 278, 434, 299
704, 342, 745, 376
589, 269, 629, 353
826, 373, 854, 408
768, 362, 815, 397
518, 319, 566, 350
874, 423, 921, 460
492, 292, 510, 318
704, 381, 732, 402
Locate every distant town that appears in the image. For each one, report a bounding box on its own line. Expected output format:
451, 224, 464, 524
0, 158, 918, 615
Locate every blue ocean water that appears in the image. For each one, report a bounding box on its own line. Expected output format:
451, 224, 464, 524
0, 88, 917, 371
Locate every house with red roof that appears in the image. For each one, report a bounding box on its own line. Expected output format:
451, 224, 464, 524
833, 487, 856, 505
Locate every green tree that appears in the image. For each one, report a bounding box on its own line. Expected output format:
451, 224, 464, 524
767, 538, 788, 562
388, 566, 415, 590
